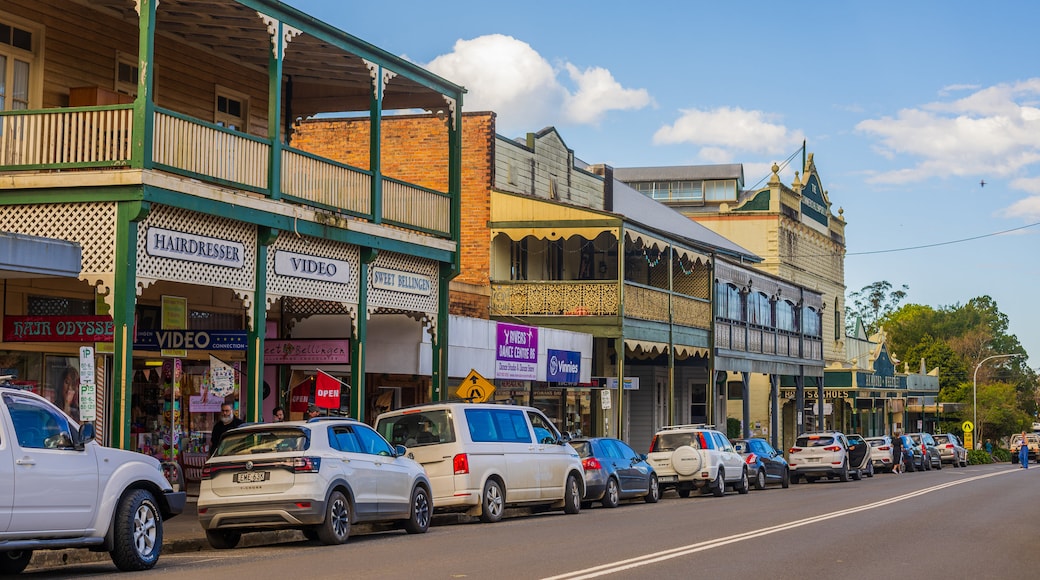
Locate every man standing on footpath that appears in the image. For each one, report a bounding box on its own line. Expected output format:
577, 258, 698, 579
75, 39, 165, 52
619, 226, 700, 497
891, 431, 903, 475
1019, 431, 1029, 468
210, 402, 244, 457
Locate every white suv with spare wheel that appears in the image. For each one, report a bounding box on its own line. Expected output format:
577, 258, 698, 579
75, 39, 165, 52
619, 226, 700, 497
646, 425, 749, 497
788, 431, 853, 483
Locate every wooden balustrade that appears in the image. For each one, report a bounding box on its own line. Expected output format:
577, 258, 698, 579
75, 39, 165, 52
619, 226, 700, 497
0, 106, 132, 168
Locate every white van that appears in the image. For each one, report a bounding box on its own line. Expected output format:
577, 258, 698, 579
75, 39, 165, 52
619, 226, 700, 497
375, 402, 585, 522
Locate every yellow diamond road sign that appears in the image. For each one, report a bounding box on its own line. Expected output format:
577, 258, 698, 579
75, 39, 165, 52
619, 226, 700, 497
456, 369, 495, 403
962, 421, 974, 433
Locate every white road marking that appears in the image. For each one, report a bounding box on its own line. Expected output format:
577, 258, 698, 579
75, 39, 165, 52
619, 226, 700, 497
543, 469, 1018, 580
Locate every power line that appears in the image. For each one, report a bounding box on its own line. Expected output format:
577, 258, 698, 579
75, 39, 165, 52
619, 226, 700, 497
777, 221, 1040, 259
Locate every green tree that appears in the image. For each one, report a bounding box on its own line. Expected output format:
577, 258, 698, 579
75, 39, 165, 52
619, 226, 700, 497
845, 281, 908, 336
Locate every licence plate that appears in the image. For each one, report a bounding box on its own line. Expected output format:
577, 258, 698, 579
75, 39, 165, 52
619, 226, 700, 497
808, 457, 820, 463
234, 471, 270, 484
659, 475, 677, 483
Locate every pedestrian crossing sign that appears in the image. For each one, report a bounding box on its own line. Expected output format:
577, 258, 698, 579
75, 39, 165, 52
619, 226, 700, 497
455, 369, 496, 403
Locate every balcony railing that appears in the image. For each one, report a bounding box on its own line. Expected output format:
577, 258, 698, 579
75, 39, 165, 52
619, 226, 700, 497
0, 105, 452, 239
715, 319, 823, 362
491, 280, 619, 316
0, 105, 133, 169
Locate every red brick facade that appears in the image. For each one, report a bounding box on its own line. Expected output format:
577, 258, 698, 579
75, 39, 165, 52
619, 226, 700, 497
291, 112, 497, 319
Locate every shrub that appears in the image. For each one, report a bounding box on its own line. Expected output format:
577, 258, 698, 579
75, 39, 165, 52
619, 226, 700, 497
993, 447, 1011, 463
968, 449, 993, 465
727, 417, 741, 440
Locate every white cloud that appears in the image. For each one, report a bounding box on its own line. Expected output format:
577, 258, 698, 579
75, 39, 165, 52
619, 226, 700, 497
855, 79, 1040, 185
652, 107, 805, 160
1001, 196, 1040, 220
938, 83, 980, 96
423, 34, 650, 133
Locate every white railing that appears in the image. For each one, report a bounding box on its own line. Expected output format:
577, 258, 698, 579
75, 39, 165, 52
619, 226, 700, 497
0, 107, 133, 167
281, 149, 371, 215
152, 110, 268, 190
382, 178, 450, 235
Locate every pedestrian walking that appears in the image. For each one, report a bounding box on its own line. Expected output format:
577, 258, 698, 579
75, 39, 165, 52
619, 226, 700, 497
985, 439, 993, 460
1019, 431, 1029, 468
891, 431, 903, 474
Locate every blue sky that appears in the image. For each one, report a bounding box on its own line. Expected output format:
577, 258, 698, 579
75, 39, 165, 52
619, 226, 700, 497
285, 0, 1040, 367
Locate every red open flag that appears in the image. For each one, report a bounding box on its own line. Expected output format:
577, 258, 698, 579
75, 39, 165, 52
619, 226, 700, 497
314, 370, 341, 409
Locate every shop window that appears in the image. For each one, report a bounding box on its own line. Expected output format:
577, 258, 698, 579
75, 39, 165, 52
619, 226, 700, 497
189, 310, 244, 330
0, 14, 41, 113
27, 295, 94, 316
214, 86, 248, 131
115, 51, 138, 98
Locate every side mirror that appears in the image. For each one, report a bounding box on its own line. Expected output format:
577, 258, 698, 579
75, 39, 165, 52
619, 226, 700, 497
639, 453, 648, 461
395, 444, 408, 457
76, 423, 95, 450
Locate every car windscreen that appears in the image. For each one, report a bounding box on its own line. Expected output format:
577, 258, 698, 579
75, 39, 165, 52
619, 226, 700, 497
934, 435, 950, 444
214, 427, 309, 457
733, 440, 749, 453
652, 432, 703, 452
795, 435, 835, 447
376, 409, 456, 447
866, 439, 887, 447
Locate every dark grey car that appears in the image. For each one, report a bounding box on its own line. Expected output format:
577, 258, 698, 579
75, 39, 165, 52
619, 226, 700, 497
571, 437, 660, 508
906, 432, 942, 470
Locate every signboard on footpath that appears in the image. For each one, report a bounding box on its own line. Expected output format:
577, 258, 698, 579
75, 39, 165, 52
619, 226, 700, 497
78, 346, 97, 422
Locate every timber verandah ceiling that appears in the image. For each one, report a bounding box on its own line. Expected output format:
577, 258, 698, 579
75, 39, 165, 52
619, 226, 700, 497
74, 0, 462, 117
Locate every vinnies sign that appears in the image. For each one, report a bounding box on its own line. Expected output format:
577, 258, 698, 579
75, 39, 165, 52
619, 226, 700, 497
495, 322, 538, 380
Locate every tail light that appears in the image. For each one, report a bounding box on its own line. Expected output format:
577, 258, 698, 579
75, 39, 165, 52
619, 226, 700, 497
648, 435, 658, 453
582, 457, 602, 471
292, 457, 322, 473
921, 444, 927, 455
201, 465, 212, 480
878, 445, 891, 451
744, 453, 758, 465
453, 453, 470, 475
789, 447, 802, 454
823, 445, 841, 452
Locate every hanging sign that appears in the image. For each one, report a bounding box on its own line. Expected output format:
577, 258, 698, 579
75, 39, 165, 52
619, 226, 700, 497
209, 355, 236, 397
315, 371, 341, 409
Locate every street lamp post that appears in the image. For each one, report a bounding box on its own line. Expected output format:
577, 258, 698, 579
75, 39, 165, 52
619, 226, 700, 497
973, 353, 1023, 448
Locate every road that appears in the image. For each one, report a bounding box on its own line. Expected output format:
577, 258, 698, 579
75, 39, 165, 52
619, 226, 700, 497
22, 464, 1040, 579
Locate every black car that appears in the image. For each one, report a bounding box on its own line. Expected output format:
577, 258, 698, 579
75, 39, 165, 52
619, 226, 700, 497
571, 437, 660, 507
733, 437, 790, 489
906, 432, 942, 470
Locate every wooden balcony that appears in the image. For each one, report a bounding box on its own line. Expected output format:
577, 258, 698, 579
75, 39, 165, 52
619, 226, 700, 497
491, 280, 620, 316
715, 319, 823, 362
0, 106, 451, 238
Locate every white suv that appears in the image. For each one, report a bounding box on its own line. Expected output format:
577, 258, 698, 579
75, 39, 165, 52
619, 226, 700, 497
788, 431, 853, 483
375, 402, 585, 523
646, 425, 749, 497
0, 386, 185, 575
198, 417, 432, 548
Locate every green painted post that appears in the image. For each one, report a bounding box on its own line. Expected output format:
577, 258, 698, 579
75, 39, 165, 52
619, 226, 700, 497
352, 248, 377, 420
267, 21, 284, 200
246, 227, 275, 423
369, 66, 383, 225
132, 0, 157, 170
109, 201, 148, 449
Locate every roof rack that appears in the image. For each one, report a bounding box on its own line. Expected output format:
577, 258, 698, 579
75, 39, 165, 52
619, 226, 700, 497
659, 423, 714, 430
307, 415, 357, 423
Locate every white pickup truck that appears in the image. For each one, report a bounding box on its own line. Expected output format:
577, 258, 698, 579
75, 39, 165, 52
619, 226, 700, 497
0, 385, 185, 574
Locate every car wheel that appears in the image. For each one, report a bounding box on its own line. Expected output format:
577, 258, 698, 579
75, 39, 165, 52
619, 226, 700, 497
644, 475, 660, 503
677, 485, 692, 498
753, 468, 767, 490
563, 474, 582, 514
712, 468, 726, 497
935, 456, 942, 470
866, 462, 874, 478
839, 460, 850, 482
781, 468, 791, 489
851, 467, 862, 481
110, 489, 163, 571
736, 469, 750, 495
316, 490, 351, 545
602, 477, 621, 509
924, 457, 932, 471
479, 479, 505, 523
0, 551, 32, 575
404, 486, 431, 534
205, 529, 241, 550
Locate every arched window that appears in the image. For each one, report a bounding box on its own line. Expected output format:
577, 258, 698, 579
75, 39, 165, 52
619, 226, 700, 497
803, 305, 821, 337
747, 292, 772, 326
714, 282, 744, 321
776, 300, 796, 332
834, 297, 841, 340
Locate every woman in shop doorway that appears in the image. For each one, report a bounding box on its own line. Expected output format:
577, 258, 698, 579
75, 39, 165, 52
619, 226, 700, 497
59, 366, 80, 422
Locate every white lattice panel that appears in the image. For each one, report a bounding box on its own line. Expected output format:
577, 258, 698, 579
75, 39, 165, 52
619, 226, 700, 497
267, 233, 360, 305
136, 206, 257, 297
367, 252, 439, 314
0, 203, 117, 282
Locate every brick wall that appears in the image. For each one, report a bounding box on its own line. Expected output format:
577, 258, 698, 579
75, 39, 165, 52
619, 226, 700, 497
292, 111, 497, 318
